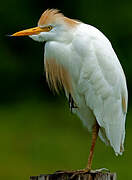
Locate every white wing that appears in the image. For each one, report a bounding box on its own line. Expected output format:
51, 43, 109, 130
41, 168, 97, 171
77, 25, 128, 155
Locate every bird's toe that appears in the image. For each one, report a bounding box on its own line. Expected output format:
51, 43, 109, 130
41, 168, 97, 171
70, 168, 91, 179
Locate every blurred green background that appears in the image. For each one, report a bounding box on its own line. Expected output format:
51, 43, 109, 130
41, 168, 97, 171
0, 0, 132, 179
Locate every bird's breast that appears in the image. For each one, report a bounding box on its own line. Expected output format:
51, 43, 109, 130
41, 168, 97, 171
44, 41, 82, 95
44, 58, 73, 94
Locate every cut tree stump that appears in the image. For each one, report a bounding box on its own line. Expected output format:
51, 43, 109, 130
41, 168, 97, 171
30, 170, 117, 180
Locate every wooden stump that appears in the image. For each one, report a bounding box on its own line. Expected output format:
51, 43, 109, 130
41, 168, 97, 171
30, 171, 117, 180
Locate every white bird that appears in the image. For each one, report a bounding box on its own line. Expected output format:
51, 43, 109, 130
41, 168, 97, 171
11, 9, 128, 173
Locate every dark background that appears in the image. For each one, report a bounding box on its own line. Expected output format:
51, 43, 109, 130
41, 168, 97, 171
0, 0, 131, 180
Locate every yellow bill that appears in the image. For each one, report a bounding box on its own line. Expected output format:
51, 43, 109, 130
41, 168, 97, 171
11, 26, 45, 37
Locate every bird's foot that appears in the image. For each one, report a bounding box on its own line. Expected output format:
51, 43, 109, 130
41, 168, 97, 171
54, 168, 109, 179
70, 168, 90, 179
54, 168, 90, 179
70, 168, 110, 179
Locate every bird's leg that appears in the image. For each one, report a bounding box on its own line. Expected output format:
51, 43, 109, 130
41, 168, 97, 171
54, 122, 99, 179
68, 93, 72, 112
86, 122, 99, 169
68, 93, 78, 113
70, 122, 99, 179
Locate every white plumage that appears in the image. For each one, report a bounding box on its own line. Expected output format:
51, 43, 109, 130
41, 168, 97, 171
44, 22, 127, 155
12, 9, 128, 162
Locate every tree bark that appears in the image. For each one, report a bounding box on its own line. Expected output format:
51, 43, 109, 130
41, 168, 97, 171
30, 171, 117, 180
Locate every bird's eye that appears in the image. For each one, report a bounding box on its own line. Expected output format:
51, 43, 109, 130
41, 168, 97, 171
47, 26, 53, 31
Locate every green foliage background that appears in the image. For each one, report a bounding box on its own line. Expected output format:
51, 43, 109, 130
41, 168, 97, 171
0, 0, 132, 179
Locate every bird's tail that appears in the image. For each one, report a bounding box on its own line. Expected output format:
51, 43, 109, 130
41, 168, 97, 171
97, 99, 126, 155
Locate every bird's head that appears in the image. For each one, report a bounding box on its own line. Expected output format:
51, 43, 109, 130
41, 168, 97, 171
11, 9, 79, 42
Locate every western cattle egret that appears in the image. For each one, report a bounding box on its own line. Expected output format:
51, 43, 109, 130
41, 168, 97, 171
12, 9, 128, 173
